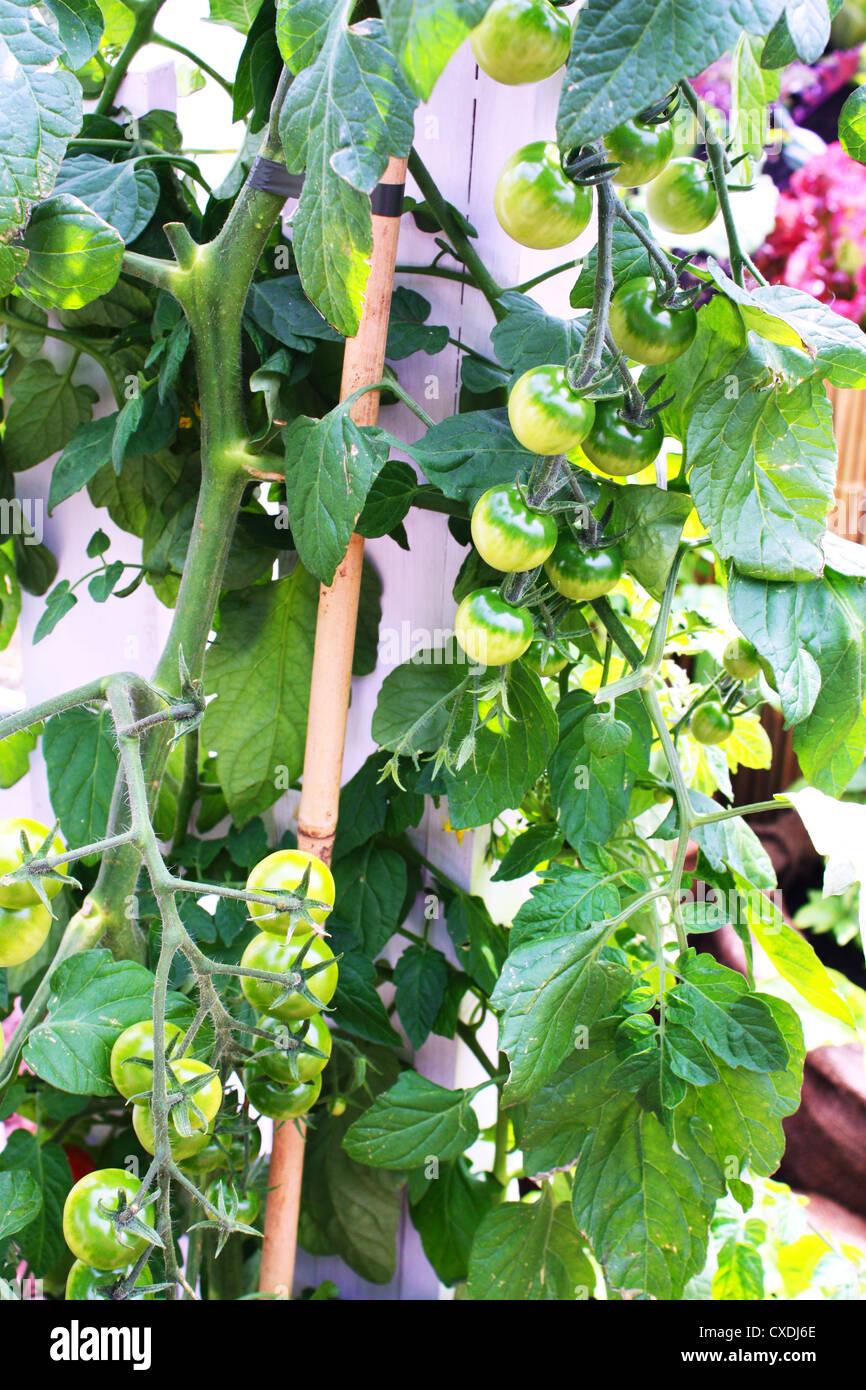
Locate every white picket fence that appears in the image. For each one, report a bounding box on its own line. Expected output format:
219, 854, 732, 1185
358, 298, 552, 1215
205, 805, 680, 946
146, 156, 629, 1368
1, 2, 588, 1299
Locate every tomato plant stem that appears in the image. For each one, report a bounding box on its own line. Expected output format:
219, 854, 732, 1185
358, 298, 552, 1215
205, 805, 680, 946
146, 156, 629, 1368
407, 150, 505, 316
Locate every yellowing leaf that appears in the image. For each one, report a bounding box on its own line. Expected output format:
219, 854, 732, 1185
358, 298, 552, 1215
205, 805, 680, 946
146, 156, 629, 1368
724, 712, 773, 771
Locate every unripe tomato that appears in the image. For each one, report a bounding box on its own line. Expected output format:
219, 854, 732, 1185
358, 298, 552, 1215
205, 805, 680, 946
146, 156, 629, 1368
109, 1019, 186, 1100
205, 1181, 260, 1226
494, 141, 593, 249
477, 697, 510, 735
246, 848, 335, 933
544, 537, 623, 601
581, 397, 664, 477
243, 1067, 322, 1121
63, 1169, 155, 1271
0, 817, 65, 909
605, 118, 674, 187
470, 0, 571, 85
646, 157, 719, 234
132, 1057, 223, 1161
252, 1011, 332, 1084
722, 637, 761, 681
454, 588, 534, 666
471, 483, 557, 572
508, 364, 595, 455
522, 638, 569, 676
182, 1125, 262, 1176
609, 276, 697, 366
65, 1259, 153, 1301
690, 701, 734, 745
0, 900, 51, 967
240, 930, 339, 1020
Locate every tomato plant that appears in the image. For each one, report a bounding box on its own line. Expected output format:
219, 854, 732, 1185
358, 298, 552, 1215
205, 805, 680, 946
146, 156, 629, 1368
0, 0, 865, 1313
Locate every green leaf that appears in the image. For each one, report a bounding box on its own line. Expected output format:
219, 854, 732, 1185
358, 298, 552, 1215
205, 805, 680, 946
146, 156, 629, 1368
660, 791, 777, 889
352, 555, 382, 676
686, 349, 836, 581
445, 891, 508, 995
22, 949, 168, 1095
595, 483, 693, 599
556, 0, 785, 149
640, 295, 746, 442
328, 923, 402, 1046
0, 1132, 70, 1275
491, 925, 618, 1103
668, 949, 789, 1072
284, 408, 391, 584
208, 0, 263, 30
14, 532, 57, 597
203, 570, 319, 825
4, 359, 97, 472
491, 292, 590, 377
733, 873, 855, 1025
465, 1187, 594, 1300
247, 274, 343, 351
408, 408, 532, 505
356, 457, 417, 540
372, 647, 468, 756
762, 0, 830, 65
409, 1156, 496, 1286
277, 0, 417, 334
445, 663, 559, 828
343, 1071, 479, 1169
394, 943, 449, 1048
491, 823, 565, 882
33, 579, 76, 643
728, 566, 866, 795
53, 155, 160, 243
43, 706, 118, 846
19, 193, 124, 310
332, 841, 408, 956
0, 725, 38, 789
378, 0, 490, 99
549, 690, 653, 866
386, 286, 448, 359
712, 1237, 765, 1299
44, 0, 104, 67
729, 33, 779, 178
518, 1020, 630, 1176
0, 242, 28, 296
0, 0, 82, 240
510, 864, 621, 951
333, 751, 391, 859
571, 1099, 712, 1300
570, 215, 653, 310
299, 1069, 404, 1283
0, 1170, 42, 1244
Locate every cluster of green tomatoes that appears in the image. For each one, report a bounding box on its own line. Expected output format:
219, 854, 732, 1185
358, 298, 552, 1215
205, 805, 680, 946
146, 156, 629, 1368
56, 848, 339, 1296
453, 2, 722, 678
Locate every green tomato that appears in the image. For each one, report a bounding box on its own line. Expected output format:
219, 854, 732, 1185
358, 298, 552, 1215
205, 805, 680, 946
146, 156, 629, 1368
65, 1259, 153, 1302
252, 1011, 332, 1084
605, 118, 674, 187
243, 1067, 322, 1121
471, 483, 557, 572
132, 1057, 223, 1161
690, 701, 734, 746
839, 85, 866, 165
477, 697, 510, 735
508, 364, 595, 455
522, 638, 569, 676
454, 588, 534, 666
646, 157, 719, 234
182, 1124, 262, 1176
0, 817, 65, 909
581, 396, 664, 477
246, 848, 336, 934
63, 1169, 155, 1272
544, 537, 623, 601
109, 1019, 186, 1100
240, 930, 339, 1020
205, 1181, 260, 1226
722, 637, 761, 681
494, 141, 593, 249
0, 900, 52, 968
470, 0, 571, 85
609, 276, 697, 367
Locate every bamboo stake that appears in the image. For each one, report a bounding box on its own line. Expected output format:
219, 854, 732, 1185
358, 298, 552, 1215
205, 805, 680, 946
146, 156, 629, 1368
258, 156, 408, 1298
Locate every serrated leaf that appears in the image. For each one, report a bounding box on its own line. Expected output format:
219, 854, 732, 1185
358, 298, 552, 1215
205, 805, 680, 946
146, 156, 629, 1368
385, 286, 448, 359
668, 949, 789, 1072
445, 892, 508, 995
491, 823, 565, 882
343, 1070, 479, 1169
328, 923, 402, 1046
378, 0, 490, 99
0, 1170, 42, 1243
332, 841, 408, 956
43, 705, 117, 846
393, 943, 448, 1048
5, 359, 97, 472
490, 292, 590, 376
44, 0, 104, 68
713, 1237, 765, 1299
465, 1187, 594, 1300
0, 1132, 70, 1274
247, 274, 343, 351
277, 0, 417, 333
19, 193, 124, 310
53, 154, 159, 243
372, 648, 468, 756
510, 863, 621, 951
203, 570, 319, 826
409, 1156, 496, 1287
208, 0, 263, 30
595, 483, 693, 599
407, 408, 533, 505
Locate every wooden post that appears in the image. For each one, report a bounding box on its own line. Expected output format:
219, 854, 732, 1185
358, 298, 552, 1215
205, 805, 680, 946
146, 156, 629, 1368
258, 156, 408, 1298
